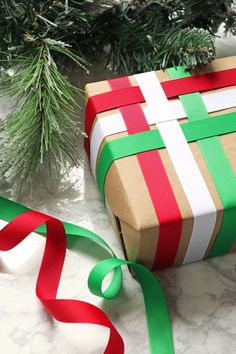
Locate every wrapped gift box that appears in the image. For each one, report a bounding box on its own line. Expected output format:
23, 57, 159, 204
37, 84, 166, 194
84, 56, 236, 270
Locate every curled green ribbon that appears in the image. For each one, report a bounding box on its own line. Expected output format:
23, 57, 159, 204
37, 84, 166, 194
0, 196, 174, 354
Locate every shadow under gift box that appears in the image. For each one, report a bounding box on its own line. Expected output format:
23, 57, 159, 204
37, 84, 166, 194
84, 56, 236, 271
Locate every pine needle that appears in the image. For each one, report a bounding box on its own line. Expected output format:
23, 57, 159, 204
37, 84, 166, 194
0, 40, 84, 195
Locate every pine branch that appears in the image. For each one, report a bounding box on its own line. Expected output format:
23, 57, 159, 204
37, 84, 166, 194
0, 39, 85, 194
0, 0, 110, 61
180, 0, 235, 33
87, 1, 216, 73
156, 27, 215, 68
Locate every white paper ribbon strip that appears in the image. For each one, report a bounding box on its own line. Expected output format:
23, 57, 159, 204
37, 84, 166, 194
90, 87, 236, 177
134, 71, 217, 263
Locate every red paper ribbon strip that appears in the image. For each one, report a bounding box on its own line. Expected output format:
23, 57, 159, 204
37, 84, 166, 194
85, 67, 236, 157
108, 77, 182, 269
0, 210, 124, 353
84, 86, 144, 156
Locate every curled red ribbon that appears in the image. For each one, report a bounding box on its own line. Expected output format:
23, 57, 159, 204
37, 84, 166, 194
0, 210, 124, 353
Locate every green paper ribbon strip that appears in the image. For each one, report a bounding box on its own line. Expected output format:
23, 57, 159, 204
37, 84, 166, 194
97, 112, 236, 202
167, 67, 236, 257
0, 196, 174, 354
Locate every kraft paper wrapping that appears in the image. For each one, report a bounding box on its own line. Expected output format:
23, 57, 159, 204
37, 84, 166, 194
85, 56, 236, 270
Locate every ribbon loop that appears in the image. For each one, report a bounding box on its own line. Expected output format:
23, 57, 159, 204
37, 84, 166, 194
89, 258, 174, 354
0, 196, 174, 354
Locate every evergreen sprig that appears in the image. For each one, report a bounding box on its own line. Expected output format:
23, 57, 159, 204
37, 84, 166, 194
156, 27, 216, 68
86, 0, 235, 73
0, 38, 84, 194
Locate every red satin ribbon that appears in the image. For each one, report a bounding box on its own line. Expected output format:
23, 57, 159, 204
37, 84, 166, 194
84, 86, 144, 157
0, 210, 124, 353
108, 77, 182, 269
85, 67, 236, 157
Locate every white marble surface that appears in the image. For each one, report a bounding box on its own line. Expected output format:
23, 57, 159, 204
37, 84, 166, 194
0, 30, 236, 354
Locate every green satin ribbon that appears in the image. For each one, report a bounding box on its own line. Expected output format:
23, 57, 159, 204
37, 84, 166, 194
167, 66, 236, 257
97, 111, 236, 202
0, 196, 174, 354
